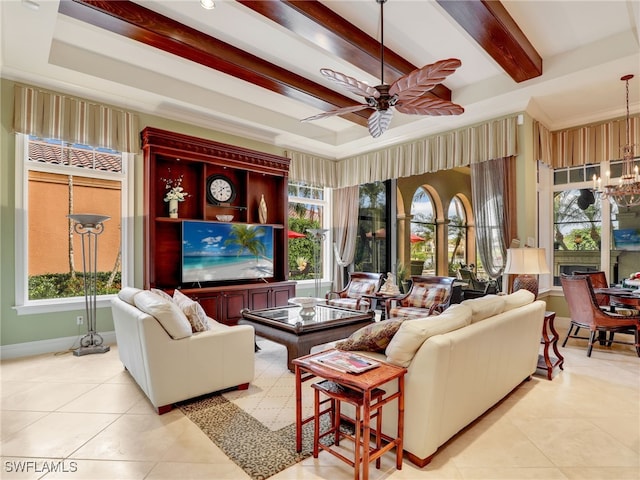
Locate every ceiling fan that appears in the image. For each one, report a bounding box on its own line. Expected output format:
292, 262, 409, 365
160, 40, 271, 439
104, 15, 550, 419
302, 0, 464, 138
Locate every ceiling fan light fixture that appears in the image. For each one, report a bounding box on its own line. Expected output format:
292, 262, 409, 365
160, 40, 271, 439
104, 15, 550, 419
302, 0, 463, 138
200, 0, 215, 10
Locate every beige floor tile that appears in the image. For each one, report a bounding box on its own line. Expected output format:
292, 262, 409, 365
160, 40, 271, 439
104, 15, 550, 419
1, 412, 119, 458
512, 417, 639, 467
57, 383, 145, 414
456, 467, 568, 479
145, 461, 250, 479
40, 459, 155, 479
1, 382, 97, 411
71, 410, 195, 461
559, 466, 640, 479
0, 410, 47, 440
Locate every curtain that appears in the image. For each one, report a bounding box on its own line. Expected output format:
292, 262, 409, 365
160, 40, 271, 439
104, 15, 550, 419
471, 156, 517, 279
13, 84, 139, 153
286, 115, 519, 188
535, 115, 640, 168
331, 186, 359, 291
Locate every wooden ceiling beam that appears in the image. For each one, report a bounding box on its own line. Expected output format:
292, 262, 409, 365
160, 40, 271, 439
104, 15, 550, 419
58, 0, 370, 126
436, 0, 542, 83
238, 0, 452, 101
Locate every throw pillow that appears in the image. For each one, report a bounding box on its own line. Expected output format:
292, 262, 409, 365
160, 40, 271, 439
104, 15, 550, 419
173, 289, 209, 332
117, 287, 143, 305
335, 319, 404, 352
151, 288, 174, 302
385, 304, 472, 367
134, 290, 192, 339
461, 294, 505, 323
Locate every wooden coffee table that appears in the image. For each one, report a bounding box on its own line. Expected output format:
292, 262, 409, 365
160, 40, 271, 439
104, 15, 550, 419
240, 305, 375, 371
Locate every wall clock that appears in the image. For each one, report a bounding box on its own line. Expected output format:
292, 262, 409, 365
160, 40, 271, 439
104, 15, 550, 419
206, 174, 236, 204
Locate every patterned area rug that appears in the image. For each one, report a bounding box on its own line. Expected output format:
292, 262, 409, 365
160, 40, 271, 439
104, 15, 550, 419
179, 338, 343, 480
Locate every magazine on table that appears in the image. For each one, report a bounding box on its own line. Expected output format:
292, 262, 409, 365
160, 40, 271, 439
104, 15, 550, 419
311, 350, 380, 374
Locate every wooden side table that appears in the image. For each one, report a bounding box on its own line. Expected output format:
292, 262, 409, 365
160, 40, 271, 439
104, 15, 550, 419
537, 311, 564, 380
293, 350, 407, 480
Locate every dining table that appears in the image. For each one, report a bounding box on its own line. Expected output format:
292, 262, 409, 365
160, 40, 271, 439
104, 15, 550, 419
593, 287, 640, 311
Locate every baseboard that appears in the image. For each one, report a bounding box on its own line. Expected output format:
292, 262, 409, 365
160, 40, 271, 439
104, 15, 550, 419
0, 331, 116, 360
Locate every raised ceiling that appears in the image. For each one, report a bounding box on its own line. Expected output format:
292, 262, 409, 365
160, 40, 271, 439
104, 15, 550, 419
1, 0, 639, 159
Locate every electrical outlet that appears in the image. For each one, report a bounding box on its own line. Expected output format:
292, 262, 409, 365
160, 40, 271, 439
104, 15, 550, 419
76, 316, 84, 326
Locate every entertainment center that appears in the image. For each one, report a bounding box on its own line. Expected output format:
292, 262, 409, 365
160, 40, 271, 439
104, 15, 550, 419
141, 127, 295, 325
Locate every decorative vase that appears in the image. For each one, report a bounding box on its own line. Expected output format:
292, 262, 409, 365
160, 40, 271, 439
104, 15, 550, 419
169, 199, 178, 218
258, 194, 267, 224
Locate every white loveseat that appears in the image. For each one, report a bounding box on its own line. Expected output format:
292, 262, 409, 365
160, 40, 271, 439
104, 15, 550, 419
317, 290, 546, 466
111, 288, 255, 414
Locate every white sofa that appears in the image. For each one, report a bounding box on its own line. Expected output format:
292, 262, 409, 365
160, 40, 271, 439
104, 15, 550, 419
317, 290, 546, 467
111, 288, 255, 414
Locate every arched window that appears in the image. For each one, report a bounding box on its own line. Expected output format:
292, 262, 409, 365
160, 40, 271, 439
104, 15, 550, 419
448, 196, 467, 274
410, 187, 436, 275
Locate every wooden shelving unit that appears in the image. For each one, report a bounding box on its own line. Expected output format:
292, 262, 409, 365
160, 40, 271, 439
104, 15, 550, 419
141, 127, 295, 324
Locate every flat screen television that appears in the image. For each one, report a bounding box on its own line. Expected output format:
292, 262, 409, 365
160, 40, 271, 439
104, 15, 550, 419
182, 221, 274, 284
613, 228, 640, 251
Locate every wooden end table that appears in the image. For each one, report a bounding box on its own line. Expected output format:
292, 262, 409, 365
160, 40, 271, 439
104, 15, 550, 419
537, 311, 564, 380
293, 350, 407, 480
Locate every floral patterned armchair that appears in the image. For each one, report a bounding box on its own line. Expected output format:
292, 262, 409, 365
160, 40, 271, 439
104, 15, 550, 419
325, 272, 384, 311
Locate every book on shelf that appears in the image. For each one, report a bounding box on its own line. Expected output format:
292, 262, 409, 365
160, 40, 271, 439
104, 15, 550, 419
311, 350, 380, 374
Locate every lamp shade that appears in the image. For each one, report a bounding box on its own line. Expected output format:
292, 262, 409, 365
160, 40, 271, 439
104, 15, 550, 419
504, 248, 550, 275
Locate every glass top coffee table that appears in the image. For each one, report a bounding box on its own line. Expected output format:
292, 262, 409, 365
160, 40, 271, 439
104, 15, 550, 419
240, 304, 374, 371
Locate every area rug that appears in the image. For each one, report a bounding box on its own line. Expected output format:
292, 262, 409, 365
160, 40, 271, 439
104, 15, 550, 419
179, 338, 345, 480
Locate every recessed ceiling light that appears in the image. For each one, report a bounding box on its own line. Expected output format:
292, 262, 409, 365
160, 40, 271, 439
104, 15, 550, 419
21, 0, 40, 11
200, 0, 215, 9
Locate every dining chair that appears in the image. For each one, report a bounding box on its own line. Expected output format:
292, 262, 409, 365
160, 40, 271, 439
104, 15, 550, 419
560, 274, 640, 357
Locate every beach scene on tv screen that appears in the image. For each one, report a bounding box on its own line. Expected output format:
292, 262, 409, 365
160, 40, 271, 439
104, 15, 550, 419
182, 222, 274, 282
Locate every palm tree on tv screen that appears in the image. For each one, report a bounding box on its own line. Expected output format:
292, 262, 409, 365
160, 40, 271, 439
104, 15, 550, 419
225, 224, 267, 264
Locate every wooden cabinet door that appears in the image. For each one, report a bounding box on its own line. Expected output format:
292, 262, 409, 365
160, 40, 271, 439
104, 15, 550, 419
272, 284, 294, 307
249, 288, 270, 310
221, 290, 248, 325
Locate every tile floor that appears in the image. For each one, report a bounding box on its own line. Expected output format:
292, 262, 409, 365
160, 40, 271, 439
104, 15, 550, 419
1, 322, 639, 480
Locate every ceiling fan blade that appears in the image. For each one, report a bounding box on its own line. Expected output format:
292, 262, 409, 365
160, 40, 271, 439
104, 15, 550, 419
301, 103, 370, 122
368, 109, 393, 138
389, 58, 462, 100
320, 68, 380, 99
395, 95, 464, 116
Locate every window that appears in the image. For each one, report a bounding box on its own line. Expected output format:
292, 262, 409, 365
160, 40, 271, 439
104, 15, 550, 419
410, 187, 436, 275
447, 196, 467, 274
354, 182, 388, 273
548, 161, 640, 288
287, 182, 327, 282
15, 135, 132, 313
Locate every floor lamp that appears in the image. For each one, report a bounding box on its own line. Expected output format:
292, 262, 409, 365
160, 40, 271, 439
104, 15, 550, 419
68, 214, 111, 356
307, 228, 328, 298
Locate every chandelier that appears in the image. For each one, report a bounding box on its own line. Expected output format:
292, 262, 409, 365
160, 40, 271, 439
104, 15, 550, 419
593, 74, 640, 209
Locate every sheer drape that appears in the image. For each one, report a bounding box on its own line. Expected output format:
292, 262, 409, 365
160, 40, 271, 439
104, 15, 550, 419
471, 157, 517, 279
331, 186, 359, 291
13, 84, 139, 153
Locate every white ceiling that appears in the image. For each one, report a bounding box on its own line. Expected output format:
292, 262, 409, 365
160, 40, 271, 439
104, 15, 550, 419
2, 0, 639, 159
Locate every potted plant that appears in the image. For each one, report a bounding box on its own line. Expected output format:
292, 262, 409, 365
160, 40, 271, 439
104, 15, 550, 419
396, 262, 410, 293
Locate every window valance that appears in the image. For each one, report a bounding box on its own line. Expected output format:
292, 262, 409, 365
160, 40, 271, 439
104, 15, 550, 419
286, 115, 518, 188
534, 115, 640, 168
13, 84, 140, 153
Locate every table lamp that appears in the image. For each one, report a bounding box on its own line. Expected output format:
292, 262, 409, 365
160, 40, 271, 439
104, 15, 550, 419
504, 247, 550, 298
